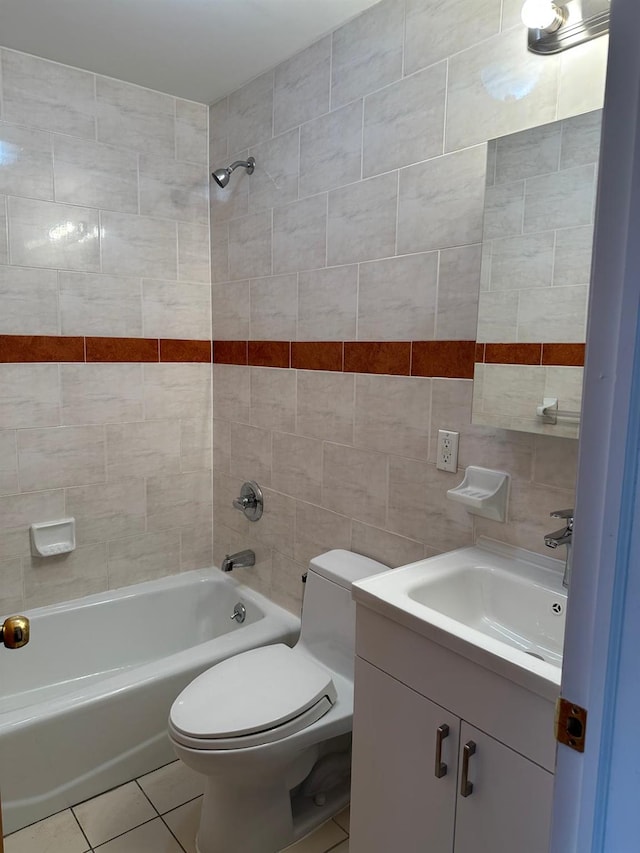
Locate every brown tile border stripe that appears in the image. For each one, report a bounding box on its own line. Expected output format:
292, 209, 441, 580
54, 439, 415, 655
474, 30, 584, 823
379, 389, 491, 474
0, 337, 586, 370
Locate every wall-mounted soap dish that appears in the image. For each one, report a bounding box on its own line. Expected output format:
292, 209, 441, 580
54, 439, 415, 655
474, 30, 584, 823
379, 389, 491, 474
30, 518, 76, 557
447, 467, 510, 522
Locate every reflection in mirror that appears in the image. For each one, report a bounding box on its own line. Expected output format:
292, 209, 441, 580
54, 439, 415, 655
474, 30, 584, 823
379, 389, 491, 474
472, 109, 602, 439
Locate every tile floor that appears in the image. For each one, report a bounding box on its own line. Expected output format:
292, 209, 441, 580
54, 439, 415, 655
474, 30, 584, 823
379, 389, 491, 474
3, 760, 350, 853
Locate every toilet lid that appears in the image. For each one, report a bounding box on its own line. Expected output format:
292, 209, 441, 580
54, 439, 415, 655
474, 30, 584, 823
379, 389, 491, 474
170, 644, 337, 740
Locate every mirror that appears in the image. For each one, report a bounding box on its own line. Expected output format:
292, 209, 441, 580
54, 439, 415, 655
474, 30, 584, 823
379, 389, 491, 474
472, 109, 602, 439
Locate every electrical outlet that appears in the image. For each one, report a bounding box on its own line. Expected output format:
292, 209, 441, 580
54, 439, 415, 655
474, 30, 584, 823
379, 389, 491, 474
437, 429, 460, 473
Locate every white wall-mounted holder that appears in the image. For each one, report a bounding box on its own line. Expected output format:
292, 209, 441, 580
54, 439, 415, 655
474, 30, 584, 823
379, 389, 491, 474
447, 466, 510, 522
30, 518, 76, 557
536, 397, 581, 425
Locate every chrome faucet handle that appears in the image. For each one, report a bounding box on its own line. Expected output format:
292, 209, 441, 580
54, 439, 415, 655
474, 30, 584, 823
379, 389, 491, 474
231, 481, 263, 522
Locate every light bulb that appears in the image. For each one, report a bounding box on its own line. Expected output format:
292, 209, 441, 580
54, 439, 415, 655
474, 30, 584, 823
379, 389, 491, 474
521, 0, 565, 32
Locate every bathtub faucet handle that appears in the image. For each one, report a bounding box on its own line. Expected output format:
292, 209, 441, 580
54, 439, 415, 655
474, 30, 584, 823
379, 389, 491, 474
232, 481, 264, 522
1, 615, 30, 649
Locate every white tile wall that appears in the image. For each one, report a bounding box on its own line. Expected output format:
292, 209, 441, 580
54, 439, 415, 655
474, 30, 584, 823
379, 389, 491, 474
0, 48, 212, 613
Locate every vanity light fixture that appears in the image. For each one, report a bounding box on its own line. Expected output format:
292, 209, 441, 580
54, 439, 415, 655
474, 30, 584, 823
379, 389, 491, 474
523, 0, 610, 55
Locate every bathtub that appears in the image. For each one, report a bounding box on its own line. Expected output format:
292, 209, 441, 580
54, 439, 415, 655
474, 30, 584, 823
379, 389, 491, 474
0, 568, 300, 834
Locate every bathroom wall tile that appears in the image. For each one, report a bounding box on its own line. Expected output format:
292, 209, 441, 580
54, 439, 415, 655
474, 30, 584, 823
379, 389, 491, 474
480, 363, 546, 419
212, 281, 251, 340
8, 197, 100, 271
296, 370, 355, 445
0, 430, 18, 496
445, 28, 559, 153
274, 37, 331, 134
143, 363, 211, 421
160, 339, 211, 364
273, 194, 327, 274
0, 557, 23, 615
553, 225, 593, 286
501, 0, 524, 29
106, 419, 181, 481
101, 211, 177, 279
178, 221, 211, 283
17, 425, 106, 491
351, 521, 424, 568
0, 489, 65, 559
358, 253, 438, 341
300, 101, 363, 198
518, 285, 588, 343
213, 340, 248, 365
270, 553, 306, 614
213, 473, 252, 535
557, 36, 609, 120
412, 341, 475, 379
254, 488, 296, 558
249, 128, 300, 212
0, 265, 59, 335
293, 500, 352, 568
181, 416, 212, 473
227, 71, 274, 152
3, 807, 90, 853
354, 374, 431, 459
331, 0, 404, 109
271, 432, 324, 504
138, 761, 205, 815
489, 232, 555, 291
482, 180, 525, 240
560, 109, 602, 170
23, 544, 108, 608
476, 291, 518, 342
60, 363, 143, 425
494, 121, 561, 185
139, 155, 208, 222
345, 341, 411, 376
59, 271, 143, 337
1, 49, 96, 139
65, 479, 146, 546
322, 442, 388, 527
328, 172, 397, 266
544, 365, 584, 412
0, 195, 7, 264
53, 135, 138, 213
250, 274, 297, 340
398, 147, 486, 254
363, 63, 446, 177
86, 336, 158, 363
523, 164, 597, 233
250, 367, 296, 431
96, 76, 175, 156
533, 435, 579, 491
542, 343, 585, 367
229, 422, 272, 486
146, 470, 212, 531
291, 342, 343, 372
107, 530, 181, 588
176, 99, 208, 165
485, 343, 542, 365
212, 419, 230, 474
405, 0, 501, 75
212, 364, 250, 423
0, 364, 60, 429
387, 456, 473, 550
228, 210, 272, 280
298, 265, 358, 341
143, 280, 211, 340
436, 245, 482, 340
0, 122, 54, 200
211, 220, 230, 283
248, 340, 290, 367
209, 97, 229, 165
180, 525, 214, 572
210, 166, 249, 225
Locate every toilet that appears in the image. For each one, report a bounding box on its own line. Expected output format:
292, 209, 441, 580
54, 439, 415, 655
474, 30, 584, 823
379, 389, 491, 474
168, 549, 390, 853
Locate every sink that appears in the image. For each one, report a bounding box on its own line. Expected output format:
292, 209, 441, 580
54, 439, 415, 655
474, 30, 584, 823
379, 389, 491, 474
352, 537, 567, 699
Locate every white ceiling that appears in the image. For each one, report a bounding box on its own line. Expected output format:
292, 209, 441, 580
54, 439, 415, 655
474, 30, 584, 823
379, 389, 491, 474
0, 0, 381, 104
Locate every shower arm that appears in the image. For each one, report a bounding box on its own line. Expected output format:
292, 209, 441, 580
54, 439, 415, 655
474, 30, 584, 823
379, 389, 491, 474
227, 158, 255, 175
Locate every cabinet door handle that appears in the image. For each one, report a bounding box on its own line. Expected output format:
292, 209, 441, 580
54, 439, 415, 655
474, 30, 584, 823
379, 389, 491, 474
434, 724, 450, 778
460, 740, 476, 797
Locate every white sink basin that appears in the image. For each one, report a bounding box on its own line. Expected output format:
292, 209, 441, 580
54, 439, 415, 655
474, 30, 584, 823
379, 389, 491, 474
352, 538, 567, 699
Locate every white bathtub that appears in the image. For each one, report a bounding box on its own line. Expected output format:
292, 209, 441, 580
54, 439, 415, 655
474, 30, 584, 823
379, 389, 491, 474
0, 568, 300, 834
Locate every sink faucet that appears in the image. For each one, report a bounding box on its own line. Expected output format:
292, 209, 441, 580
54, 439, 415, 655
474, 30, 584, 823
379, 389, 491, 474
221, 549, 256, 573
544, 509, 574, 589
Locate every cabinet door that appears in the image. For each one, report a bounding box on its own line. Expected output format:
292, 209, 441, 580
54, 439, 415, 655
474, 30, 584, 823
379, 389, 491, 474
454, 722, 554, 853
350, 657, 459, 853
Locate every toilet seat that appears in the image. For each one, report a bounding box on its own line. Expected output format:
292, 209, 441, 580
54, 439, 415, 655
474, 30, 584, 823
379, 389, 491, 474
169, 644, 337, 751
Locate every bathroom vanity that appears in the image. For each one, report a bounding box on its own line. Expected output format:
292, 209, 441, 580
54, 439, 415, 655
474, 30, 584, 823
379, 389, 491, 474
349, 540, 565, 853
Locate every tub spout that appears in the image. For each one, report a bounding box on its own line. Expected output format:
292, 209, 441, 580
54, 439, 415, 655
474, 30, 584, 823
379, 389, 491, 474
221, 550, 256, 572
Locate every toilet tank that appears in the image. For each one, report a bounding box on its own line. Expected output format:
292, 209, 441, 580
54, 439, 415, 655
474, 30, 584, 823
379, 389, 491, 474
299, 550, 390, 680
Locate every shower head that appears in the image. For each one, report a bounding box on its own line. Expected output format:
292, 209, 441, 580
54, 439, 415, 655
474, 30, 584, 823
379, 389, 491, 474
212, 157, 256, 189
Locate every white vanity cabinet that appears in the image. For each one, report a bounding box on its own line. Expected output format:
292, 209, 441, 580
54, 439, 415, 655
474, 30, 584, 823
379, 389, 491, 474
349, 605, 557, 853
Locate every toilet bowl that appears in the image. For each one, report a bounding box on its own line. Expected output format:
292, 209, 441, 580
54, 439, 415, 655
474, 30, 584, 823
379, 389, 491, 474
168, 549, 390, 853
